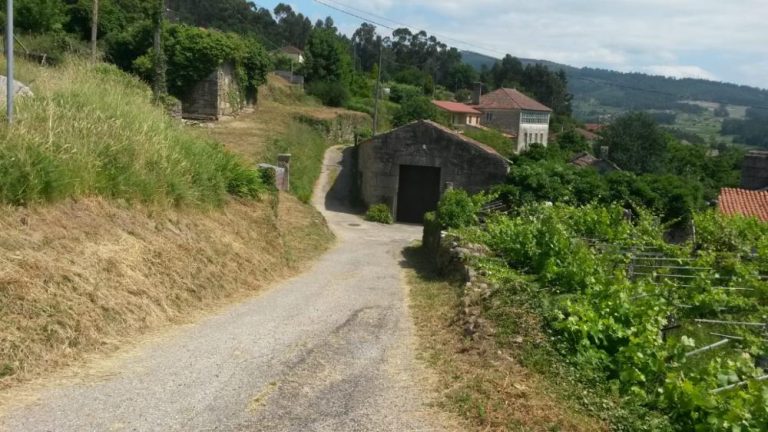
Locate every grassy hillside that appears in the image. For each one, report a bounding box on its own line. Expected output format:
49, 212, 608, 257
0, 57, 265, 207
0, 61, 335, 390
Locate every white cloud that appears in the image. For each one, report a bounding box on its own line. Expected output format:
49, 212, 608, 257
641, 65, 719, 81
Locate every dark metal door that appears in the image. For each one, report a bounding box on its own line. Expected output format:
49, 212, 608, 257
396, 165, 441, 223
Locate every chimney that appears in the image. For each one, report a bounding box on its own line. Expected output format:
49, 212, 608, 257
472, 82, 483, 106
741, 150, 768, 190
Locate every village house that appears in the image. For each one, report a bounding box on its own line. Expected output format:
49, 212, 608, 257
276, 46, 305, 64
716, 151, 768, 222
431, 100, 481, 127
741, 150, 768, 190
357, 120, 509, 223
181, 62, 243, 120
471, 85, 552, 152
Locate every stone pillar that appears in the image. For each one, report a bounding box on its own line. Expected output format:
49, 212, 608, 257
741, 151, 768, 190
277, 154, 291, 192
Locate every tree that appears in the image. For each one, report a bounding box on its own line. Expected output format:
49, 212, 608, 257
600, 112, 668, 174
303, 27, 352, 84
393, 96, 438, 126
13, 0, 66, 33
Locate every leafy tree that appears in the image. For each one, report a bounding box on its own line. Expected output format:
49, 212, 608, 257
306, 81, 350, 107
352, 23, 379, 72
393, 96, 438, 126
273, 3, 312, 49
303, 27, 352, 85
12, 0, 67, 33
600, 112, 668, 174
555, 129, 590, 154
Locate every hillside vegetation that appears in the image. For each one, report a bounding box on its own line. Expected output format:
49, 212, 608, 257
0, 58, 266, 206
0, 59, 335, 390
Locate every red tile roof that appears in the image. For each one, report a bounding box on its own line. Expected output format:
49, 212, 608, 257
474, 88, 552, 112
718, 188, 768, 222
432, 100, 481, 114
584, 123, 607, 133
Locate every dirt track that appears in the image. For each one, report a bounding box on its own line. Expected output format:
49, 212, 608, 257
0, 146, 456, 431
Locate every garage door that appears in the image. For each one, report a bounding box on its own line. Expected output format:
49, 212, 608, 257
396, 165, 442, 223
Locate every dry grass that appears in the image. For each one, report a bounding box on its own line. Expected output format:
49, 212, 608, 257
403, 246, 606, 432
206, 74, 368, 165
0, 194, 333, 391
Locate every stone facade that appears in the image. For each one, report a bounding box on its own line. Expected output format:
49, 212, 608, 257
742, 151, 768, 190
181, 63, 243, 120
357, 120, 509, 218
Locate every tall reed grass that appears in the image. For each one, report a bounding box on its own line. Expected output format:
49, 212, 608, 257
0, 58, 266, 206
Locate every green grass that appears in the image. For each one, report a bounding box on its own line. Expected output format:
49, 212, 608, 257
266, 120, 330, 203
463, 127, 516, 157
0, 57, 266, 207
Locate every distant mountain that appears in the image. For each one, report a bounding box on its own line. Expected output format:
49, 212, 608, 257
461, 50, 768, 120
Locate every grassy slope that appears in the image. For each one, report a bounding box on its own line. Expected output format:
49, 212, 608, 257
0, 58, 263, 206
404, 246, 605, 432
207, 75, 370, 202
0, 63, 335, 390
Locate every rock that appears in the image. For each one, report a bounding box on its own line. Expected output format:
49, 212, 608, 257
0, 76, 33, 101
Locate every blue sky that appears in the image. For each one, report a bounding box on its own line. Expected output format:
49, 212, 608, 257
254, 0, 768, 90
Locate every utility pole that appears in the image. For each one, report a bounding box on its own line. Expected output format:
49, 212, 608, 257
91, 0, 99, 61
152, 0, 167, 100
372, 39, 383, 136
5, 0, 13, 124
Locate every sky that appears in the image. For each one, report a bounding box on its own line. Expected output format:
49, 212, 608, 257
254, 0, 768, 90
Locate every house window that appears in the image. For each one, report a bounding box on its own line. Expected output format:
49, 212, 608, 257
485, 112, 494, 122
521, 111, 550, 125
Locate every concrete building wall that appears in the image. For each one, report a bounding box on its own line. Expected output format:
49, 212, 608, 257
181, 63, 242, 120
518, 123, 550, 152
479, 109, 520, 135
742, 151, 768, 190
358, 121, 509, 214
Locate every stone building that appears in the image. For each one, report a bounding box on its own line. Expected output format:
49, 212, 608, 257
741, 150, 768, 190
181, 63, 243, 120
357, 120, 510, 223
471, 85, 552, 153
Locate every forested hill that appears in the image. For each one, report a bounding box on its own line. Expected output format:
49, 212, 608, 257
462, 50, 768, 111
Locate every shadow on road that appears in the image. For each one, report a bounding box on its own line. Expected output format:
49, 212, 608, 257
325, 146, 365, 216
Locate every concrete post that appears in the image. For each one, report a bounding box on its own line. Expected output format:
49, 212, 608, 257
277, 154, 291, 192
6, 0, 14, 124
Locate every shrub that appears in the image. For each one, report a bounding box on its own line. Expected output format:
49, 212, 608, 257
436, 189, 478, 229
306, 81, 351, 107
365, 204, 394, 224
393, 96, 438, 126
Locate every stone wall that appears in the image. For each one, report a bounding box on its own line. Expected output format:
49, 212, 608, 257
181, 63, 242, 120
358, 120, 509, 212
742, 151, 768, 190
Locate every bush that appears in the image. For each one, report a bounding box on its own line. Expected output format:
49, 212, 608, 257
365, 204, 394, 224
463, 127, 516, 157
13, 0, 66, 33
306, 80, 351, 107
436, 189, 478, 229
393, 96, 438, 126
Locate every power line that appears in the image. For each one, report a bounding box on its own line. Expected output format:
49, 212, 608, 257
312, 0, 507, 56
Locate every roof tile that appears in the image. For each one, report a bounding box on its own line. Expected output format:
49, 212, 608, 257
432, 100, 481, 114
718, 188, 768, 222
474, 88, 552, 112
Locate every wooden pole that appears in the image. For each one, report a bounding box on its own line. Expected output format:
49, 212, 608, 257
6, 0, 13, 123
91, 0, 99, 60
152, 0, 167, 100
372, 38, 383, 136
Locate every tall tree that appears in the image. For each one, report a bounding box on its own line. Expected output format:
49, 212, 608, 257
600, 112, 668, 174
152, 0, 167, 99
303, 27, 352, 84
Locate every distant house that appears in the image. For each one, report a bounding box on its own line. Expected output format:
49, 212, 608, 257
431, 101, 481, 126
470, 86, 552, 153
584, 123, 607, 134
569, 152, 620, 174
277, 46, 305, 64
718, 188, 768, 222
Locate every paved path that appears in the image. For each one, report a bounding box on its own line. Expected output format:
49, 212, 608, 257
0, 147, 454, 431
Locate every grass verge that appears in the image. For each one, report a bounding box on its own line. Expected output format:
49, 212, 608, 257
0, 194, 333, 391
404, 245, 606, 432
0, 57, 265, 207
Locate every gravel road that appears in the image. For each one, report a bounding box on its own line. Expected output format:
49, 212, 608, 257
0, 146, 456, 432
